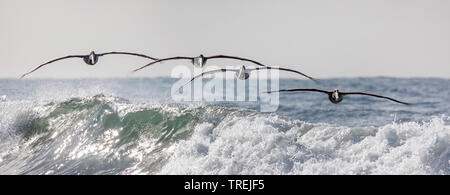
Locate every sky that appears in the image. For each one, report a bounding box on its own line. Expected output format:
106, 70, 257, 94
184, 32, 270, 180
0, 0, 449, 79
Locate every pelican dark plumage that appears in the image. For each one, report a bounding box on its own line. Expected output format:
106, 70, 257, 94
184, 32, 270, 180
179, 65, 319, 91
20, 51, 158, 78
132, 54, 270, 72
266, 88, 410, 105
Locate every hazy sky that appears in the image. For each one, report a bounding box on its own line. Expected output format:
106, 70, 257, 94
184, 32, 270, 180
1, 0, 449, 79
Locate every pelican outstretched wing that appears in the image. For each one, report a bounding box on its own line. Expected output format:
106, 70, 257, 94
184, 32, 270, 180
133, 56, 193, 72
265, 88, 330, 94
206, 55, 267, 67
98, 51, 158, 60
179, 69, 237, 91
20, 55, 85, 78
249, 67, 319, 83
340, 92, 410, 105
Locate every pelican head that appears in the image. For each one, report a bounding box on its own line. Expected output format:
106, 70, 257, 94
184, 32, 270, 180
236, 65, 250, 80
327, 89, 342, 104
83, 51, 99, 65
192, 54, 207, 68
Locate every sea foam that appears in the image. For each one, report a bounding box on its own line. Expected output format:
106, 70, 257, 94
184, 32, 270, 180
160, 113, 449, 175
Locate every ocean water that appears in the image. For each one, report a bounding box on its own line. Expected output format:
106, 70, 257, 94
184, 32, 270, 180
0, 77, 448, 175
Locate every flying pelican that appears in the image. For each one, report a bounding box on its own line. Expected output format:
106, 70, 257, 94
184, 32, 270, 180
20, 51, 158, 78
133, 54, 271, 72
179, 65, 319, 91
266, 88, 410, 105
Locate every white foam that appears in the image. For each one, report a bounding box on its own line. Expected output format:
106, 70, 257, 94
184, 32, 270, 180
159, 114, 449, 175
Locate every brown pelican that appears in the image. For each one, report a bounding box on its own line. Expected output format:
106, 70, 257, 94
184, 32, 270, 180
20, 51, 158, 78
133, 54, 270, 72
266, 88, 410, 105
179, 65, 319, 90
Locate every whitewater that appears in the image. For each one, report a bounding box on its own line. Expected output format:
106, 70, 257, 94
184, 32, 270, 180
0, 78, 448, 175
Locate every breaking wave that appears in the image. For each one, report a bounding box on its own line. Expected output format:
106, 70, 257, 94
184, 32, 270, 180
0, 94, 448, 175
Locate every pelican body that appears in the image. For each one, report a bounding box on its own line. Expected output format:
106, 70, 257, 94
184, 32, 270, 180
329, 89, 343, 104
192, 54, 207, 68
236, 65, 250, 80
83, 51, 99, 65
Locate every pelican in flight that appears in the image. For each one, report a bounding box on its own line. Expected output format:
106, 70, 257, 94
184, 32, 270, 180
266, 88, 410, 105
133, 54, 270, 72
179, 65, 318, 91
20, 51, 158, 78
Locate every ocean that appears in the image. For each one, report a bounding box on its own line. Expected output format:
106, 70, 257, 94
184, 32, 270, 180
0, 77, 448, 174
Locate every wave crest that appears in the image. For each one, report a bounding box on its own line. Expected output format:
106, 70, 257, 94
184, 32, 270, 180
0, 94, 448, 175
